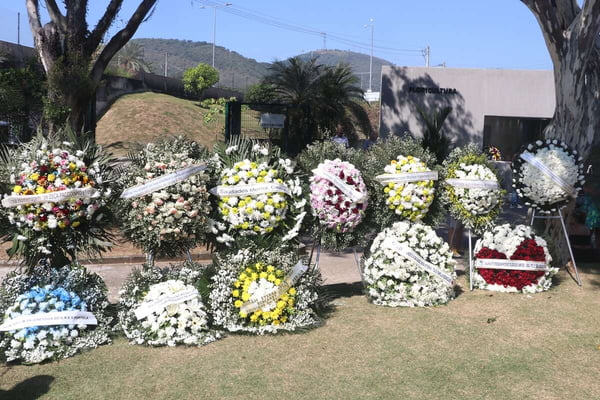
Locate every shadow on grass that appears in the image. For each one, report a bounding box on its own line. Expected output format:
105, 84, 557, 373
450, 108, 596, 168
325, 282, 364, 299
0, 374, 54, 400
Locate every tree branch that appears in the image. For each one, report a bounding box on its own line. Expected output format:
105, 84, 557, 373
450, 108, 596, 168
26, 0, 52, 72
520, 0, 581, 63
86, 0, 124, 55
26, 0, 43, 33
44, 0, 67, 30
65, 0, 89, 43
89, 0, 158, 83
577, 0, 600, 61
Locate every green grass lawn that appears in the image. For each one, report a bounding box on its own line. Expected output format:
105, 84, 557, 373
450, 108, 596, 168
1, 266, 599, 400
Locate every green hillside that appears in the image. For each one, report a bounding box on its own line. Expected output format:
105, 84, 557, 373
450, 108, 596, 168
132, 39, 393, 92
133, 38, 270, 89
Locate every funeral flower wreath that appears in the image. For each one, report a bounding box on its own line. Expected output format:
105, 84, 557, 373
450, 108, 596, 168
512, 139, 584, 213
118, 262, 222, 347
208, 137, 306, 249
362, 221, 456, 307
0, 132, 115, 267
0, 263, 111, 364
296, 141, 371, 250
116, 136, 211, 258
472, 224, 557, 293
362, 136, 444, 230
309, 159, 368, 233
209, 247, 325, 334
441, 144, 505, 234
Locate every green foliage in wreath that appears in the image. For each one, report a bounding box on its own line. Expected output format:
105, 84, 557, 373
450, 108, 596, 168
206, 136, 306, 251
0, 127, 116, 269
361, 135, 444, 231
441, 144, 505, 234
115, 136, 212, 259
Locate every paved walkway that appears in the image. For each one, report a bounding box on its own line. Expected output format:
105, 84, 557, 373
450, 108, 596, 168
0, 248, 470, 302
0, 204, 538, 303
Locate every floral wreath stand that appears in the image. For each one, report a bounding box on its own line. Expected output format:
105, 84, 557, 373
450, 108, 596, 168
308, 235, 362, 277
513, 144, 583, 287
466, 228, 475, 291
529, 209, 581, 286
443, 177, 503, 292
145, 250, 194, 268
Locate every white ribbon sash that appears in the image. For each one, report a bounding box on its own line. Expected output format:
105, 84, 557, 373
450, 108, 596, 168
375, 171, 438, 185
520, 152, 577, 198
312, 168, 366, 203
385, 240, 454, 286
0, 311, 97, 331
120, 165, 207, 199
210, 182, 291, 197
134, 288, 199, 320
240, 262, 308, 314
474, 258, 549, 271
2, 187, 99, 208
445, 179, 499, 190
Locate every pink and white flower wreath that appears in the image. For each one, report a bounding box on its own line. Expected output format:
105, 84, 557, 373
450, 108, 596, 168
309, 159, 368, 233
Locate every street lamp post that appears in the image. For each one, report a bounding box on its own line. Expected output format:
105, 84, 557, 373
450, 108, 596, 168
200, 3, 232, 69
364, 18, 374, 92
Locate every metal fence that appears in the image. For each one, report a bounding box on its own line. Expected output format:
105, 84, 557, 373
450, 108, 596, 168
225, 102, 292, 153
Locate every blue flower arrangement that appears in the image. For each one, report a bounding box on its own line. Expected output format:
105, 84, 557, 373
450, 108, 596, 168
0, 263, 111, 364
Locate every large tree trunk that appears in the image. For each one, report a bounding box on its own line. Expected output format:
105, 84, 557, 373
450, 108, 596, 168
545, 38, 600, 159
522, 0, 600, 268
26, 0, 158, 135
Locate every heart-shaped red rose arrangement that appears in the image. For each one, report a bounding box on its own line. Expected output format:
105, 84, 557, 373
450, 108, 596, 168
475, 239, 546, 290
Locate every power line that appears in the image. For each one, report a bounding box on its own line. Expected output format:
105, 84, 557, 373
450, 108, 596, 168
193, 0, 423, 55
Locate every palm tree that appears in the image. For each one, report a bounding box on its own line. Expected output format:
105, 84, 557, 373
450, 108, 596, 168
416, 105, 452, 163
317, 63, 372, 138
111, 42, 152, 73
264, 56, 371, 154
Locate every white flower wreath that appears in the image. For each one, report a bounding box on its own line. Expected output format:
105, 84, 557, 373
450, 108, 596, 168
208, 137, 306, 249
118, 262, 222, 347
441, 145, 505, 234
362, 221, 456, 307
512, 139, 584, 213
116, 136, 211, 258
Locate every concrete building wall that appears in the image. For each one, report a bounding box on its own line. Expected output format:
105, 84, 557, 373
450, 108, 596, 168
380, 66, 555, 147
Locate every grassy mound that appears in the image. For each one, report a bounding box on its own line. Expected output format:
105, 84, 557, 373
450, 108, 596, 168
96, 92, 224, 156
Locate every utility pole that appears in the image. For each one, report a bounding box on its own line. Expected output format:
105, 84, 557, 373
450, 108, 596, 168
200, 3, 232, 69
17, 12, 20, 45
423, 45, 430, 68
164, 52, 168, 77
364, 18, 374, 92
321, 32, 327, 50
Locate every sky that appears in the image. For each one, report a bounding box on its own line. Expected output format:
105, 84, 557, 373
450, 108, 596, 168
0, 0, 552, 70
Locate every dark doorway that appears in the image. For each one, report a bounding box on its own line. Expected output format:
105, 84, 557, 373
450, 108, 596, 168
483, 115, 549, 161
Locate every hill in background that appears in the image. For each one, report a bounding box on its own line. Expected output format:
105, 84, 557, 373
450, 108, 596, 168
133, 39, 393, 92
297, 49, 392, 92
133, 38, 271, 90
